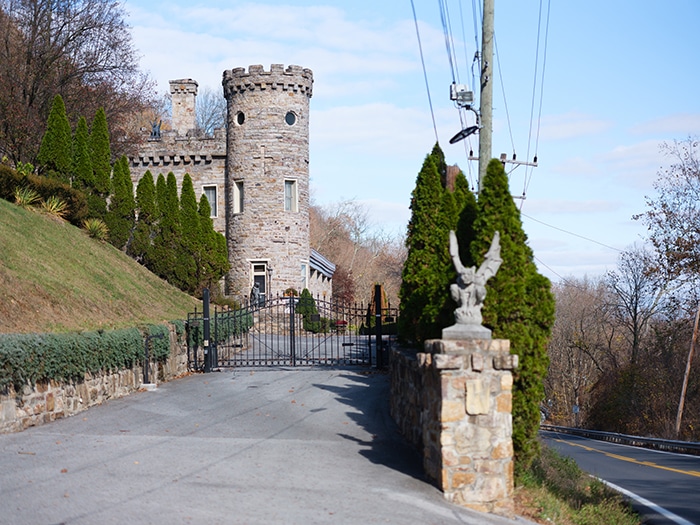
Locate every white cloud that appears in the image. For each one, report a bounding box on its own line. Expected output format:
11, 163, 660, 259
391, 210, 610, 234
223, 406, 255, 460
312, 103, 437, 157
128, 2, 430, 98
599, 139, 666, 187
631, 113, 700, 136
539, 111, 612, 141
547, 156, 601, 177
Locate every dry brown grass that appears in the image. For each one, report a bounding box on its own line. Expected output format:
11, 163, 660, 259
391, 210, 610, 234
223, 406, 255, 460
0, 198, 199, 334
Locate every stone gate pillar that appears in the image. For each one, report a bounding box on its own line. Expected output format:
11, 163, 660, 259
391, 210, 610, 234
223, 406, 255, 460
421, 337, 517, 515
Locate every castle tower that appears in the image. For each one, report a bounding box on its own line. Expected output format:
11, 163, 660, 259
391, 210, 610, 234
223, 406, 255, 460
170, 79, 198, 135
222, 64, 313, 300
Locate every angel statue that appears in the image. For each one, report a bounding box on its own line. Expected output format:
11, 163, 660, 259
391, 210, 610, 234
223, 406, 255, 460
446, 230, 502, 338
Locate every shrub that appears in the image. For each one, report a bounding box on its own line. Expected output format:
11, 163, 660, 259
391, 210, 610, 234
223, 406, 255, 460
0, 164, 88, 225
186, 309, 253, 349
42, 195, 69, 218
145, 324, 171, 362
82, 218, 109, 241
14, 186, 41, 208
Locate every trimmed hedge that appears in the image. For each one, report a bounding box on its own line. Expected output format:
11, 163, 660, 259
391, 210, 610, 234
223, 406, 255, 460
187, 310, 253, 349
146, 324, 171, 362
0, 324, 176, 392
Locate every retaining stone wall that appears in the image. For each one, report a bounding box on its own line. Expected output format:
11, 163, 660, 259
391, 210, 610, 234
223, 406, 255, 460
390, 338, 517, 516
0, 325, 187, 434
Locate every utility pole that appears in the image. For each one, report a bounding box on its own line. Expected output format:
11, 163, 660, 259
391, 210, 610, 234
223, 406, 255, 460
478, 0, 494, 193
676, 304, 700, 438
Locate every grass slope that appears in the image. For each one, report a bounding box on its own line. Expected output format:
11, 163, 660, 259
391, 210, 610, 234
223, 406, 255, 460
0, 198, 199, 334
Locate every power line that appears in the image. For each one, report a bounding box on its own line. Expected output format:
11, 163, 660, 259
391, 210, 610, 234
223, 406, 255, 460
438, 0, 458, 84
521, 212, 624, 252
523, 0, 551, 197
410, 0, 439, 144
494, 35, 515, 157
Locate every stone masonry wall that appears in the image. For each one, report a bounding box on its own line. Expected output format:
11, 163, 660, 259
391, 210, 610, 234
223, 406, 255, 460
390, 338, 518, 516
0, 325, 188, 434
223, 65, 313, 299
128, 130, 227, 234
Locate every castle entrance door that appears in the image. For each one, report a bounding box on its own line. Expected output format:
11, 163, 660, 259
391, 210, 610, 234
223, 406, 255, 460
186, 294, 398, 369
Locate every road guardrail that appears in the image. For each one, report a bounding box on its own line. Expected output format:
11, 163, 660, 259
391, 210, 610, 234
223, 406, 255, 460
540, 424, 700, 456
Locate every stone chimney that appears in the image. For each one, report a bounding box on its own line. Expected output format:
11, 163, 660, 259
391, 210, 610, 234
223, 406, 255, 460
169, 79, 198, 135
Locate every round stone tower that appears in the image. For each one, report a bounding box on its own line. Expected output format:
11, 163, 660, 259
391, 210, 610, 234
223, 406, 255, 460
222, 64, 313, 301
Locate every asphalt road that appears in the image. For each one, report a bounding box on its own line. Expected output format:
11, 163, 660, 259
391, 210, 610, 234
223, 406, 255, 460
1, 369, 534, 525
541, 430, 700, 525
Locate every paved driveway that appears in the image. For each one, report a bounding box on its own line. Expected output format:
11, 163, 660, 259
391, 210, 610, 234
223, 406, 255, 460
0, 369, 531, 524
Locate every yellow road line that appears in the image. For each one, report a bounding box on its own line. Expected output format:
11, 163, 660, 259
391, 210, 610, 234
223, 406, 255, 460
554, 438, 700, 478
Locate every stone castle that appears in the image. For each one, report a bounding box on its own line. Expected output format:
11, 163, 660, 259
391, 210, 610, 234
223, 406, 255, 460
128, 64, 334, 302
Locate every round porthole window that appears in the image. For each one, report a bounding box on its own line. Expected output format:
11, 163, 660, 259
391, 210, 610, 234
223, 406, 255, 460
285, 111, 296, 126
236, 111, 245, 125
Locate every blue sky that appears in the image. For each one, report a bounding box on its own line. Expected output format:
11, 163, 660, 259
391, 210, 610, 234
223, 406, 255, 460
124, 0, 700, 282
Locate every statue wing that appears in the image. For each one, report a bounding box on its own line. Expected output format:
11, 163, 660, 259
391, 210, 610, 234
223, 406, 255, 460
476, 231, 502, 281
449, 230, 465, 274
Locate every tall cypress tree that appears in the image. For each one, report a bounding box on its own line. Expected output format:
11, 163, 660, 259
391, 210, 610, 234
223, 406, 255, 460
71, 116, 93, 190
179, 174, 200, 293
89, 107, 111, 206
455, 171, 477, 269
471, 158, 555, 474
37, 94, 72, 182
151, 172, 184, 287
198, 193, 230, 292
105, 155, 136, 250
128, 170, 156, 264
399, 144, 451, 345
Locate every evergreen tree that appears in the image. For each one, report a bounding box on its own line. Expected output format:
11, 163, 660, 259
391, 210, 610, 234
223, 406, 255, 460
128, 170, 156, 264
435, 183, 459, 329
430, 142, 447, 187
399, 144, 452, 345
198, 193, 230, 292
155, 172, 167, 219
105, 155, 136, 250
455, 172, 477, 269
471, 158, 555, 474
37, 95, 72, 182
296, 288, 327, 332
179, 174, 200, 293
71, 116, 93, 190
89, 108, 111, 203
151, 172, 184, 287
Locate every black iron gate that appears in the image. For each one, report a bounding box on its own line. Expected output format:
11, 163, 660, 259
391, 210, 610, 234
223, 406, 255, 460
186, 292, 398, 370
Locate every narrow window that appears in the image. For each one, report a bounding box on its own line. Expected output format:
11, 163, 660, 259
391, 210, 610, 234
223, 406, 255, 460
301, 262, 308, 290
251, 262, 268, 305
233, 180, 244, 214
284, 179, 298, 212
203, 185, 217, 217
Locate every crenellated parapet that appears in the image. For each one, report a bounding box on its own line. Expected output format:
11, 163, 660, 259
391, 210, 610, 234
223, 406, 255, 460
222, 64, 313, 98
170, 78, 199, 95
128, 129, 227, 233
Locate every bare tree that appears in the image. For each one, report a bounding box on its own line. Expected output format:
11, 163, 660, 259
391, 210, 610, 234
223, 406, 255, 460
545, 277, 615, 425
196, 86, 226, 136
634, 137, 700, 281
605, 245, 669, 366
0, 0, 154, 164
310, 199, 405, 305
